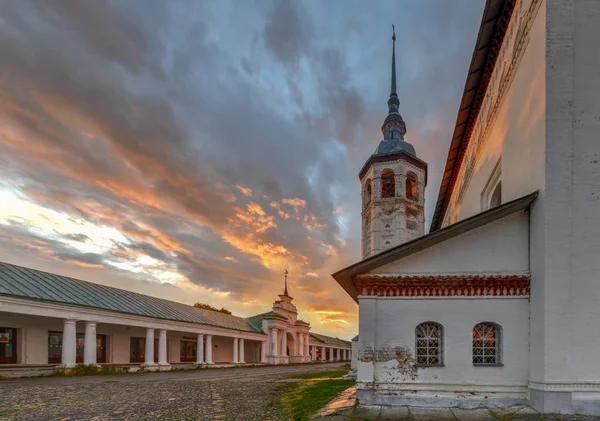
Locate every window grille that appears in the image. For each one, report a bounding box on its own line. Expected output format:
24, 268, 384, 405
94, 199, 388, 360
415, 322, 443, 365
472, 322, 502, 365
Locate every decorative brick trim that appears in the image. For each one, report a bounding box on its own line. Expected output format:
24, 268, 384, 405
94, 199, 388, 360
354, 274, 530, 297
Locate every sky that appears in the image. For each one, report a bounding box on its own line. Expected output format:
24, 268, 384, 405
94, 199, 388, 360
0, 0, 485, 339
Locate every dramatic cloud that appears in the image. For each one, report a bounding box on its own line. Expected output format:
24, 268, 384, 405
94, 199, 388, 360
0, 0, 484, 338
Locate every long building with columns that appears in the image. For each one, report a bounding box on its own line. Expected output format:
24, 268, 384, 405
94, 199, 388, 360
0, 261, 351, 372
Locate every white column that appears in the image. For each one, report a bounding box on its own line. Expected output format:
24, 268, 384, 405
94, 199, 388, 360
205, 334, 213, 364
196, 334, 204, 364
320, 346, 325, 361
304, 335, 309, 357
232, 338, 239, 363
282, 330, 288, 356
61, 319, 77, 368
142, 328, 155, 367
271, 328, 278, 357
336, 348, 340, 361
83, 321, 97, 365
158, 329, 169, 366
311, 345, 315, 361
260, 341, 267, 363
297, 333, 303, 356
239, 338, 245, 363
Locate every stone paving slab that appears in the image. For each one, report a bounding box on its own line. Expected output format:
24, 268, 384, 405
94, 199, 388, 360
380, 406, 409, 420
409, 407, 458, 420
312, 403, 598, 421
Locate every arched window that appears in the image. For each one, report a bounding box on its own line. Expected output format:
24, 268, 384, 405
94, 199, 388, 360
472, 322, 502, 365
406, 172, 418, 201
365, 179, 372, 206
489, 181, 502, 209
381, 169, 395, 198
415, 322, 443, 365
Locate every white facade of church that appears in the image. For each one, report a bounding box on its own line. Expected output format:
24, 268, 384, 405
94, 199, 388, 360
334, 0, 600, 415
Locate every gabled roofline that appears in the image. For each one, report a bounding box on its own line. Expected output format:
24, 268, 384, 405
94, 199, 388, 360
331, 191, 538, 303
429, 0, 515, 231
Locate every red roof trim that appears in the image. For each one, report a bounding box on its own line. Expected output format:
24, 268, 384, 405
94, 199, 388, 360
355, 273, 530, 297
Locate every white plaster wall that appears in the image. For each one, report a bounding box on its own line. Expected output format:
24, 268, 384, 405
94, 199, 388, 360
244, 340, 262, 363
212, 336, 234, 363
535, 0, 600, 387
444, 0, 545, 225
374, 212, 529, 274
370, 297, 529, 390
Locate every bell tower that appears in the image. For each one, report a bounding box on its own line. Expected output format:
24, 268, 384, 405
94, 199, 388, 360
360, 26, 428, 259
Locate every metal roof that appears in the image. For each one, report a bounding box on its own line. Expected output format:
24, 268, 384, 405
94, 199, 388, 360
332, 191, 538, 303
0, 261, 263, 334
309, 332, 352, 348
429, 0, 514, 231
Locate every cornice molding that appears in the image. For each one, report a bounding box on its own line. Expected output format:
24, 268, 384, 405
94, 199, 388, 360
355, 273, 530, 297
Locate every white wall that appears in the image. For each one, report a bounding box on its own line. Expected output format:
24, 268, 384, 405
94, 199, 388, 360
358, 297, 529, 393
374, 212, 529, 275
443, 0, 546, 225
533, 0, 600, 392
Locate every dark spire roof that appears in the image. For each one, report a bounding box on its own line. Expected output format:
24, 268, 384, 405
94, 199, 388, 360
381, 24, 407, 141
284, 269, 289, 296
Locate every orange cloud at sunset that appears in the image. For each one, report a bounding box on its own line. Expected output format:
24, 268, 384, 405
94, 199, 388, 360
0, 0, 486, 340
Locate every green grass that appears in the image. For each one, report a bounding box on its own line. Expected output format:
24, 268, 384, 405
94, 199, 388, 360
280, 379, 355, 421
287, 368, 350, 379
50, 364, 130, 377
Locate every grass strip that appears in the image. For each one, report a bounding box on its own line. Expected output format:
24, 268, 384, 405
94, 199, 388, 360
287, 369, 350, 379
280, 379, 355, 421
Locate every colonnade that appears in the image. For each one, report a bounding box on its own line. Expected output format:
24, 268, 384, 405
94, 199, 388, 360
308, 344, 351, 362
58, 319, 268, 368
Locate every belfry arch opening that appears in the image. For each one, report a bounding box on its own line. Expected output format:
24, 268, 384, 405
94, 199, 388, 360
381, 169, 395, 198
406, 172, 418, 200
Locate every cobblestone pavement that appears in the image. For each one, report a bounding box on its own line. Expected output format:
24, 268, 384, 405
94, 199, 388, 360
0, 363, 345, 421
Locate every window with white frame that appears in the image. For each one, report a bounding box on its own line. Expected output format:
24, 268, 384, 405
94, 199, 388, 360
481, 158, 502, 211
415, 322, 443, 365
472, 322, 502, 365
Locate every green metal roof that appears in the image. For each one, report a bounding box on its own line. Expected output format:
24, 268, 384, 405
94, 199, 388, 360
310, 332, 352, 348
0, 261, 264, 334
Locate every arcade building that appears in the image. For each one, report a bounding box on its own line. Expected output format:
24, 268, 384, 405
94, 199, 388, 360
0, 262, 350, 374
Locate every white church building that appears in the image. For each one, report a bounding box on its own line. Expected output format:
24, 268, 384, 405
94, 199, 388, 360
334, 0, 600, 415
0, 264, 350, 374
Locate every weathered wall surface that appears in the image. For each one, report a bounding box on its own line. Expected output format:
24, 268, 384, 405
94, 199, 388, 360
443, 0, 546, 226
373, 211, 529, 275
528, 0, 600, 415
356, 297, 529, 394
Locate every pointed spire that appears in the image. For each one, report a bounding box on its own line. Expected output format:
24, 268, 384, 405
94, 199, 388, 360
391, 24, 397, 96
381, 24, 406, 140
284, 269, 289, 296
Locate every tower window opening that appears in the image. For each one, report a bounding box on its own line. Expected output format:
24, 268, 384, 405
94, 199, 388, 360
381, 170, 395, 198
365, 180, 372, 207
406, 173, 418, 201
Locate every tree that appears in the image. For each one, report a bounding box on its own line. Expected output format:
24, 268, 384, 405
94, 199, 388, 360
193, 302, 232, 315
